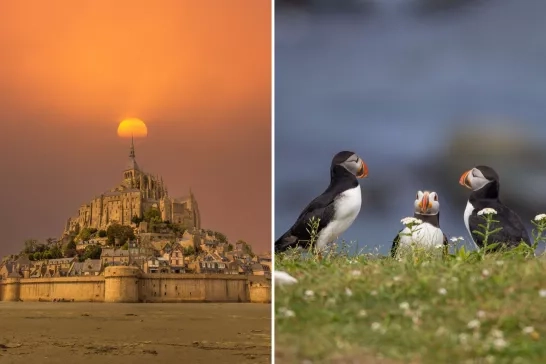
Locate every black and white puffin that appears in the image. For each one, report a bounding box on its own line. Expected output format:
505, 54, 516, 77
390, 190, 448, 259
275, 151, 368, 254
459, 165, 531, 250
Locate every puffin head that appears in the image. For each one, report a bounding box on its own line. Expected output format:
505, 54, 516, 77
331, 151, 368, 179
414, 190, 440, 215
459, 165, 499, 191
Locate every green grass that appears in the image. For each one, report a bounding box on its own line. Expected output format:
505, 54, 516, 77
275, 248, 546, 364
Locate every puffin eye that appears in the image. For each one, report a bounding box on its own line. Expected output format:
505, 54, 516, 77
416, 193, 419, 199
434, 194, 438, 201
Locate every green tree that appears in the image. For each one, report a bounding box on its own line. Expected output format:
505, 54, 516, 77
106, 223, 136, 246
215, 232, 227, 244
121, 242, 129, 250
23, 239, 38, 254
79, 228, 92, 242
171, 223, 187, 237
64, 248, 77, 258
42, 251, 53, 260
49, 246, 63, 259
206, 229, 213, 236
131, 215, 143, 225
98, 230, 107, 238
80, 245, 102, 261
143, 207, 161, 222
183, 246, 196, 256
227, 243, 234, 252
237, 240, 254, 257
66, 240, 77, 251
33, 251, 42, 261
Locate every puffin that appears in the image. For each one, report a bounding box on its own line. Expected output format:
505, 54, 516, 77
390, 190, 448, 259
459, 165, 531, 250
274, 151, 368, 254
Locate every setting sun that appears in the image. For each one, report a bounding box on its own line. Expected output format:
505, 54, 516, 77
117, 118, 148, 138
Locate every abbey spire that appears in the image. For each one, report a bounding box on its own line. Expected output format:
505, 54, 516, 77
125, 135, 140, 173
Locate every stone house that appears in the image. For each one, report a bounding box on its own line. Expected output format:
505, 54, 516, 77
29, 261, 48, 278
144, 256, 170, 273
0, 262, 22, 279
163, 242, 185, 273
198, 252, 228, 274
100, 249, 130, 266
68, 259, 102, 276
47, 257, 77, 277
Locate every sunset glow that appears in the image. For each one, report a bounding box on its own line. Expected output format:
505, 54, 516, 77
0, 0, 271, 257
117, 118, 148, 138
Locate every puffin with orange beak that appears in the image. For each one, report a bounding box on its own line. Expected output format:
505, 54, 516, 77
275, 151, 368, 254
391, 190, 449, 259
459, 165, 530, 251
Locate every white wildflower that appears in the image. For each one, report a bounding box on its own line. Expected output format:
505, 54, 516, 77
438, 288, 447, 295
393, 276, 401, 282
492, 338, 507, 350
522, 326, 535, 335
477, 208, 497, 216
467, 319, 480, 329
401, 217, 422, 226
370, 290, 378, 296
496, 260, 504, 266
371, 322, 382, 331
539, 289, 546, 298
358, 309, 367, 317
345, 287, 353, 297
351, 270, 361, 276
477, 310, 486, 319
490, 329, 504, 339
435, 244, 443, 249
304, 290, 315, 299
435, 326, 447, 337
450, 236, 464, 242
482, 269, 490, 277
534, 214, 546, 221
399, 302, 410, 311
278, 307, 295, 318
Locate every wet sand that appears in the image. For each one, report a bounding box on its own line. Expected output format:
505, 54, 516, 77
0, 302, 271, 364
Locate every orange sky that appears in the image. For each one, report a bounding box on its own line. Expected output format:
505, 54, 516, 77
0, 0, 271, 256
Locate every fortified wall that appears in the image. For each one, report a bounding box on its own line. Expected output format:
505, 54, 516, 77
0, 267, 270, 303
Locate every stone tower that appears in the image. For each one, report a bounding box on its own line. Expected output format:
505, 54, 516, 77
123, 135, 140, 187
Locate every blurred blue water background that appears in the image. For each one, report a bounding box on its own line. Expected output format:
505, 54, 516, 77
275, 0, 546, 255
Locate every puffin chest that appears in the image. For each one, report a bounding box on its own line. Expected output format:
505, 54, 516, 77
463, 201, 476, 242
316, 186, 362, 248
333, 186, 362, 222
399, 223, 444, 248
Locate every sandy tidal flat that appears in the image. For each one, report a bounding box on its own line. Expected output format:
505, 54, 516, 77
0, 302, 271, 364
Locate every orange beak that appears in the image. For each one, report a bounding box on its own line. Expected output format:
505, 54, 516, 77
356, 160, 368, 178
418, 192, 432, 213
459, 170, 472, 189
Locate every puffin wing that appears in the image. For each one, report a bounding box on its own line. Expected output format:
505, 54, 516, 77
390, 229, 404, 258
468, 202, 531, 249
442, 233, 449, 258
275, 192, 337, 252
